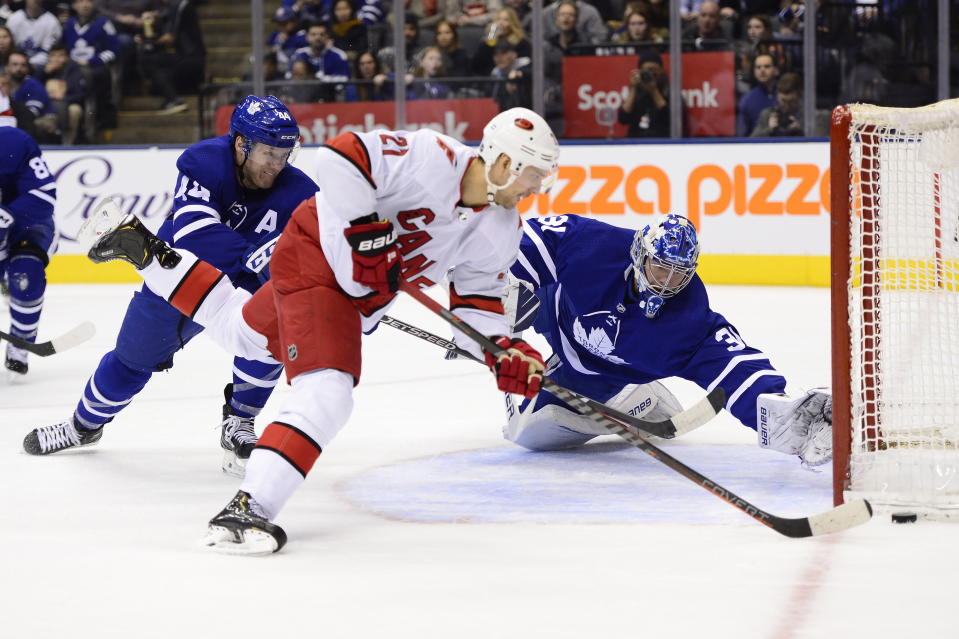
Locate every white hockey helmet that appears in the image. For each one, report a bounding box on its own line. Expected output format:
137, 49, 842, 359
478, 108, 560, 202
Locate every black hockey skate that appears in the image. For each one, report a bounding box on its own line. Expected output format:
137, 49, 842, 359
79, 198, 181, 270
204, 490, 287, 555
23, 418, 103, 455
5, 343, 28, 375
220, 384, 258, 478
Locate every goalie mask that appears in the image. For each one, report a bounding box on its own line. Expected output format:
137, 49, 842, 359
631, 214, 700, 307
478, 108, 560, 204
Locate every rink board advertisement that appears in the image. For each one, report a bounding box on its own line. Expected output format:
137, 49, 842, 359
215, 99, 501, 144
42, 140, 830, 285
562, 52, 736, 138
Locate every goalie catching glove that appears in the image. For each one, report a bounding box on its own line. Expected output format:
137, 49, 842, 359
343, 214, 402, 293
485, 336, 545, 399
757, 388, 832, 468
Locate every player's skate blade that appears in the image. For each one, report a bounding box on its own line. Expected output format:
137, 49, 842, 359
203, 490, 287, 555
79, 198, 181, 269
220, 450, 247, 478
23, 419, 103, 455
5, 343, 28, 375
204, 525, 283, 556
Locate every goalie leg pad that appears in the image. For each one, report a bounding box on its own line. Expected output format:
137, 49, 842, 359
607, 381, 683, 426
757, 388, 832, 467
504, 381, 677, 450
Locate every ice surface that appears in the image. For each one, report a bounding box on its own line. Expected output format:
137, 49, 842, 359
2, 283, 954, 638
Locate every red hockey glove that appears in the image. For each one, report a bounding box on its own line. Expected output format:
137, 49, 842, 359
343, 214, 402, 293
485, 336, 545, 399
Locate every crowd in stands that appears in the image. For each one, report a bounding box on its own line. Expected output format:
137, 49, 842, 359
260, 0, 939, 138
0, 0, 204, 143
0, 0, 942, 143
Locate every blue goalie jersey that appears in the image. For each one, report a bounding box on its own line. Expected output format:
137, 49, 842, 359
158, 135, 317, 292
511, 215, 787, 430
0, 127, 56, 240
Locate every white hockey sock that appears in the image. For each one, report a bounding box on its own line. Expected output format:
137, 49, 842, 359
141, 249, 199, 299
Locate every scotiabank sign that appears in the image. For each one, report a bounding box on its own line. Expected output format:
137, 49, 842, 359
215, 99, 499, 143
563, 52, 735, 138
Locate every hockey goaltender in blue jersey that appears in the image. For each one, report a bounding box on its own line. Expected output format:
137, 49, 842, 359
510, 213, 788, 429
506, 213, 832, 466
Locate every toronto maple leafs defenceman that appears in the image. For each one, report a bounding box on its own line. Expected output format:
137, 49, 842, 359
503, 213, 832, 467
0, 120, 57, 376
22, 96, 317, 477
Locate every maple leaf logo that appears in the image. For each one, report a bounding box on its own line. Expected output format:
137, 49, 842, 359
572, 317, 628, 365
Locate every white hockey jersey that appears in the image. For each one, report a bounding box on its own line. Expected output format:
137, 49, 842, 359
5, 9, 62, 68
314, 129, 520, 355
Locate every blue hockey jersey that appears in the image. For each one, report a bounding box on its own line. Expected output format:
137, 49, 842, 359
13, 77, 53, 117
511, 215, 786, 429
288, 45, 350, 82
157, 135, 317, 292
62, 14, 120, 67
0, 127, 56, 236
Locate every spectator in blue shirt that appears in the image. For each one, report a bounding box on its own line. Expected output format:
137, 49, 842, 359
288, 21, 349, 100
64, 0, 120, 131
5, 50, 58, 141
267, 6, 307, 69
737, 52, 778, 137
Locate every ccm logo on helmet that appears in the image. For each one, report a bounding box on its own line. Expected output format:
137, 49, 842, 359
514, 118, 534, 130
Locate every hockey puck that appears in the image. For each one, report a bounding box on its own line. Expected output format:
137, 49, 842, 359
891, 512, 918, 523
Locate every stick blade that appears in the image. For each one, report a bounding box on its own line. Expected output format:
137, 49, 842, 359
806, 498, 873, 536
47, 321, 96, 355
669, 387, 726, 436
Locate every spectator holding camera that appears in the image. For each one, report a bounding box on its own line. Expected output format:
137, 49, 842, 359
751, 71, 802, 137
737, 52, 777, 136
617, 48, 670, 138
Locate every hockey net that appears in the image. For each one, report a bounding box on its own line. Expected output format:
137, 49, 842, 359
831, 99, 959, 519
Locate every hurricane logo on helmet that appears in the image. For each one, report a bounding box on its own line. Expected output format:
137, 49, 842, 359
630, 213, 700, 300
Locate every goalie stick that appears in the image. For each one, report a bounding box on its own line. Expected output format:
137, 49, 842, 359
398, 281, 873, 538
379, 314, 722, 440
0, 321, 95, 356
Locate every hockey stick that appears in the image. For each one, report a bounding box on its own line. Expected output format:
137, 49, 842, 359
379, 314, 722, 440
0, 321, 95, 356
398, 281, 873, 538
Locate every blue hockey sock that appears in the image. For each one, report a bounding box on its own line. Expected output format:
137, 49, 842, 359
7, 252, 46, 343
73, 351, 152, 430
228, 357, 283, 418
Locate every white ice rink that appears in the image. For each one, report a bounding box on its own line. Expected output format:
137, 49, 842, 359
2, 282, 955, 638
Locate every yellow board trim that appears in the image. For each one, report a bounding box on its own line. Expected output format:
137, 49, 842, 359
698, 254, 830, 287
46, 253, 833, 287
47, 255, 143, 283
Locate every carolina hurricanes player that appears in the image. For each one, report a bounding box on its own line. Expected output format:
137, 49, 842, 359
78, 108, 561, 555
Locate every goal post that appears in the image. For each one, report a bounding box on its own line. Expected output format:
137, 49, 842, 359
831, 99, 959, 519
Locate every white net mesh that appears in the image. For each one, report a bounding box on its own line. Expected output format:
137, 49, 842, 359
845, 100, 959, 517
